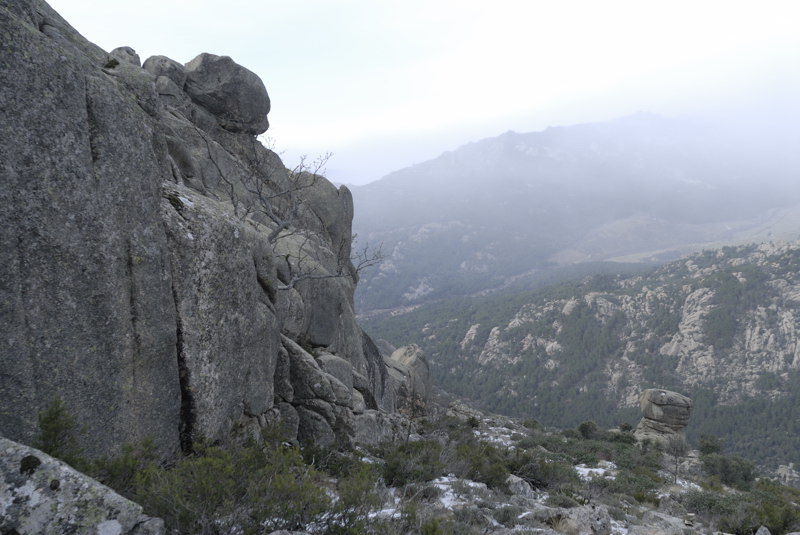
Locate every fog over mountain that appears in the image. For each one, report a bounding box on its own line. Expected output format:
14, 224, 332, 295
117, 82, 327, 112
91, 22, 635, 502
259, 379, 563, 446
351, 112, 800, 313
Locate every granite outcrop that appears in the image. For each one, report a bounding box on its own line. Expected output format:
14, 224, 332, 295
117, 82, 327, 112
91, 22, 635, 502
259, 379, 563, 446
0, 0, 427, 460
634, 389, 692, 446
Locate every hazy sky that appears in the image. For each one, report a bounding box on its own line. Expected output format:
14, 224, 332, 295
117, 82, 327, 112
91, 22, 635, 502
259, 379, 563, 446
48, 1, 800, 185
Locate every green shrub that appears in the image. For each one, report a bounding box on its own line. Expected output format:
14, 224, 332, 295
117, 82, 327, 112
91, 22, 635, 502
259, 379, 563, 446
421, 517, 455, 535
449, 440, 509, 490
382, 440, 444, 486
522, 418, 541, 431
682, 489, 738, 530
607, 431, 636, 444
326, 462, 382, 535
34, 398, 87, 470
134, 443, 241, 534
91, 437, 157, 498
546, 491, 580, 508
731, 480, 800, 535
698, 434, 724, 455
492, 505, 525, 526
577, 421, 602, 440
506, 449, 579, 490
132, 440, 332, 534
701, 453, 755, 490
246, 446, 331, 533
608, 467, 661, 505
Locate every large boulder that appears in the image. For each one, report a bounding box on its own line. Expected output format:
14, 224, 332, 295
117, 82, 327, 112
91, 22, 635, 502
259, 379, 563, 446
387, 344, 432, 408
0, 436, 164, 534
184, 53, 270, 135
634, 389, 692, 446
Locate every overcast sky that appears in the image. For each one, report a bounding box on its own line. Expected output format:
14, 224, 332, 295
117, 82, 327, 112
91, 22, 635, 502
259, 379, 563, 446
48, 1, 800, 185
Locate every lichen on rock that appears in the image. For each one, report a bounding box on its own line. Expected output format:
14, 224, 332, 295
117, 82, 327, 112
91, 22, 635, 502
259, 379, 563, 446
0, 437, 164, 535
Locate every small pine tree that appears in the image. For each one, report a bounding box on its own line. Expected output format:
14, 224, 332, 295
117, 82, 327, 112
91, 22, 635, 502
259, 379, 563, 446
665, 435, 689, 484
34, 398, 85, 469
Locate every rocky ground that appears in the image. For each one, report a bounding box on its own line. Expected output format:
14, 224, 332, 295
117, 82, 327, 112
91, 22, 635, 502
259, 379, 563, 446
5, 396, 800, 534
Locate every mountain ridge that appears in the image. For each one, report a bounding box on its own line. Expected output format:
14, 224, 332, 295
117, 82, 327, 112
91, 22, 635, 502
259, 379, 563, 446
352, 112, 800, 313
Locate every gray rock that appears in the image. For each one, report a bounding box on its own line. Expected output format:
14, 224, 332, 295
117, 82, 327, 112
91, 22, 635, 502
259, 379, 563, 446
389, 344, 432, 404
274, 345, 295, 403
375, 338, 397, 357
352, 390, 367, 414
318, 353, 354, 392
275, 402, 300, 442
0, 437, 164, 534
629, 510, 693, 535
296, 406, 335, 447
284, 336, 336, 403
756, 527, 772, 535
634, 389, 692, 446
163, 183, 279, 445
184, 53, 270, 135
563, 503, 612, 535
505, 474, 536, 498
143, 55, 186, 86
1, 0, 181, 458
154, 75, 189, 105
109, 45, 141, 66
353, 410, 408, 445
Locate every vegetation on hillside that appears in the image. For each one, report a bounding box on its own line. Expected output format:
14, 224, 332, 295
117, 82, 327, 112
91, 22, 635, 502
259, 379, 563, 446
34, 400, 800, 534
362, 242, 800, 468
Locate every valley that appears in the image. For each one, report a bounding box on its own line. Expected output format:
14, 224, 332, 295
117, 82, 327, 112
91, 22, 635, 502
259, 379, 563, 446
362, 241, 800, 469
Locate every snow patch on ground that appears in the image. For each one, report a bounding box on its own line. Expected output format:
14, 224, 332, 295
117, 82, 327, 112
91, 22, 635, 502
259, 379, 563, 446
656, 475, 702, 498
472, 426, 517, 447
575, 461, 618, 481
611, 518, 629, 535
432, 476, 489, 508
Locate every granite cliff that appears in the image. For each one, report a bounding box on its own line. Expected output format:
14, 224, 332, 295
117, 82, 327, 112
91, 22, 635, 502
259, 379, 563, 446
0, 0, 427, 460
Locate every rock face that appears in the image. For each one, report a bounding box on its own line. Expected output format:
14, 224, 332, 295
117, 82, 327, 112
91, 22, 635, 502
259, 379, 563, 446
634, 389, 692, 445
386, 344, 432, 407
0, 436, 164, 534
184, 53, 271, 135
0, 0, 425, 460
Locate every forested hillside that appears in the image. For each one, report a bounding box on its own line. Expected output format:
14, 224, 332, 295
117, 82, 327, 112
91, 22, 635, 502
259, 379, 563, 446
362, 241, 800, 468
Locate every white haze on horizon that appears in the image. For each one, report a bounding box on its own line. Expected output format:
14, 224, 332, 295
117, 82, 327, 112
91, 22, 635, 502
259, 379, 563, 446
46, 0, 800, 185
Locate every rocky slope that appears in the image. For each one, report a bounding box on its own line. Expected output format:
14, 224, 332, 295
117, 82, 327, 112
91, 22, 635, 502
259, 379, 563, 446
0, 0, 426, 460
363, 241, 800, 467
351, 113, 800, 313
9, 397, 796, 535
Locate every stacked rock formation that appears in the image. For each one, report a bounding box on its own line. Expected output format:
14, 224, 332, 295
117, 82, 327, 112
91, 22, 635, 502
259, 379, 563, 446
634, 389, 693, 446
0, 0, 427, 461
